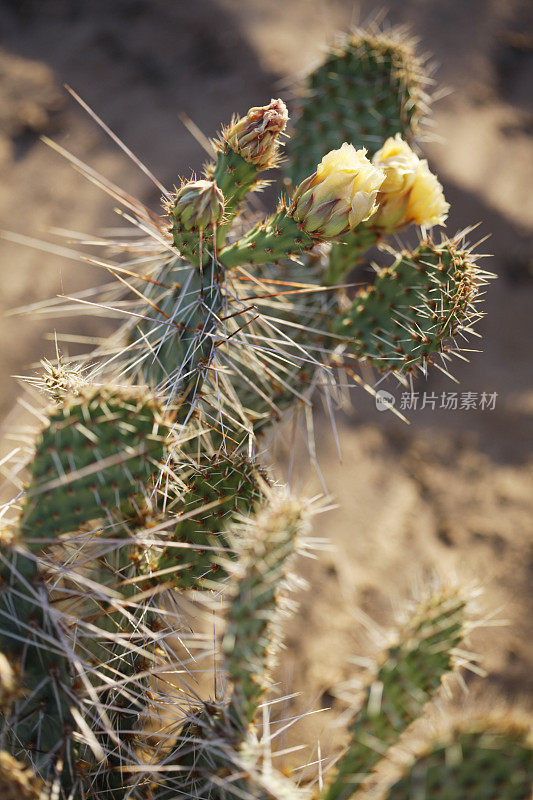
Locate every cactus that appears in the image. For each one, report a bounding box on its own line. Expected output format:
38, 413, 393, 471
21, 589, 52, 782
380, 717, 533, 800
222, 495, 309, 728
1, 17, 528, 800
148, 453, 267, 589
0, 546, 77, 791
287, 27, 428, 186
19, 386, 172, 542
320, 587, 469, 800
331, 234, 489, 376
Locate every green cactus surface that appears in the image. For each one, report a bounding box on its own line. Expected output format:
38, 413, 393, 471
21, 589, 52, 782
152, 454, 267, 589
19, 387, 172, 543
157, 701, 306, 800
219, 204, 317, 269
331, 235, 486, 374
323, 227, 382, 286
126, 256, 223, 406
0, 549, 77, 791
222, 496, 308, 727
288, 29, 426, 186
381, 719, 533, 800
321, 587, 467, 800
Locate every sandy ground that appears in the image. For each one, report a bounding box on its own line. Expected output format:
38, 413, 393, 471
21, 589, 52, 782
0, 0, 532, 772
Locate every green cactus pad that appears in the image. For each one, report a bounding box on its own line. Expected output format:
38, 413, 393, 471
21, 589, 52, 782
331, 235, 487, 375
125, 257, 222, 406
322, 587, 468, 800
169, 221, 215, 268
383, 719, 533, 800
0, 550, 76, 791
288, 28, 426, 186
222, 496, 308, 726
20, 387, 172, 544
219, 204, 317, 269
157, 700, 306, 800
324, 227, 381, 286
211, 147, 262, 217
153, 454, 266, 589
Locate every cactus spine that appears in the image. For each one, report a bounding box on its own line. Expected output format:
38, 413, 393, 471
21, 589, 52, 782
321, 587, 468, 800
381, 718, 533, 800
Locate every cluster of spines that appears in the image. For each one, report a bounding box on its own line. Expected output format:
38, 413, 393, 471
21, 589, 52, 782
380, 716, 533, 800
287, 26, 428, 185
0, 544, 77, 792
331, 234, 490, 376
150, 454, 267, 590
221, 494, 309, 727
320, 585, 469, 800
123, 255, 223, 408
152, 494, 311, 800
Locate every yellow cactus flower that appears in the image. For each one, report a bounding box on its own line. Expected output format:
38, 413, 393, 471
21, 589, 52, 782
172, 179, 224, 231
290, 143, 385, 239
223, 98, 289, 169
371, 134, 449, 229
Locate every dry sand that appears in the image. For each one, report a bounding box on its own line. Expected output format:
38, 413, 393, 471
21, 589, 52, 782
0, 0, 531, 771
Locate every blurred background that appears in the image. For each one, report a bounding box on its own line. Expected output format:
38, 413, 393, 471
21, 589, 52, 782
0, 0, 532, 766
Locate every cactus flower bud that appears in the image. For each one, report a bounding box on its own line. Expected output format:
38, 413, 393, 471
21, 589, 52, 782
172, 179, 224, 231
289, 143, 385, 239
371, 134, 449, 229
223, 98, 289, 169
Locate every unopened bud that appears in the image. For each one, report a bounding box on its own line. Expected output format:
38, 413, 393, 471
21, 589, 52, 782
290, 143, 385, 239
172, 180, 224, 231
223, 98, 288, 169
370, 134, 449, 229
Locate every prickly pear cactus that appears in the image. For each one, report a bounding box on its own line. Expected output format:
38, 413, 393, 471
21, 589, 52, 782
381, 718, 533, 800
20, 387, 172, 541
287, 28, 427, 186
152, 454, 267, 589
331, 235, 488, 375
321, 587, 468, 800
0, 16, 525, 800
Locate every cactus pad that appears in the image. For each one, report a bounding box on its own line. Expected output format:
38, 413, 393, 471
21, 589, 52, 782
288, 28, 426, 186
223, 496, 309, 726
383, 718, 533, 800
126, 257, 223, 405
331, 235, 488, 374
20, 387, 172, 544
322, 586, 468, 800
158, 699, 307, 800
324, 227, 381, 286
0, 550, 76, 790
153, 455, 266, 589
